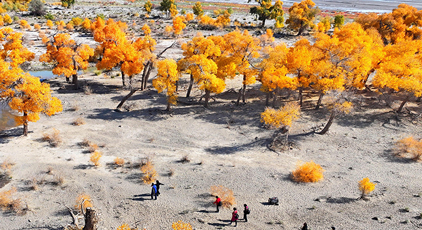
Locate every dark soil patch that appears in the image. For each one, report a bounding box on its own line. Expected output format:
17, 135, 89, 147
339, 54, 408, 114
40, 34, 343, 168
0, 173, 11, 189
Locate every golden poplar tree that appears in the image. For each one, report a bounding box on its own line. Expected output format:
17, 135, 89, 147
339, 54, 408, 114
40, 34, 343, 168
0, 27, 35, 67
153, 59, 179, 111
0, 60, 62, 136
372, 40, 422, 112
40, 33, 94, 89
286, 0, 320, 35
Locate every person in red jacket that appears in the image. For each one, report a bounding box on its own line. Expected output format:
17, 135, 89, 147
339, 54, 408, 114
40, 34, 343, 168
230, 207, 238, 227
213, 196, 222, 212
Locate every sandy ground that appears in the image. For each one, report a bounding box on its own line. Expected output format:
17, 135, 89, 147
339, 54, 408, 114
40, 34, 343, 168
1, 2, 422, 230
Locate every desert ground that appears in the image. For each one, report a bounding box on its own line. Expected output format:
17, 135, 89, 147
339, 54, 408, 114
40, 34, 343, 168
1, 1, 422, 230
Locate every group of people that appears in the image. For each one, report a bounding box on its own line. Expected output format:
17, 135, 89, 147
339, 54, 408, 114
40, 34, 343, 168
150, 182, 251, 226
150, 180, 164, 200
214, 196, 250, 227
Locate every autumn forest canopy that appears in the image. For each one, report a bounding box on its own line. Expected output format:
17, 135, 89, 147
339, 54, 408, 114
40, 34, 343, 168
0, 0, 421, 136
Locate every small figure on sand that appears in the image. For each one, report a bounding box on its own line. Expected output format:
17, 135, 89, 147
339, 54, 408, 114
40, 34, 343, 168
151, 183, 157, 200
301, 222, 308, 230
213, 196, 222, 212
243, 204, 250, 222
155, 180, 164, 195
230, 207, 238, 227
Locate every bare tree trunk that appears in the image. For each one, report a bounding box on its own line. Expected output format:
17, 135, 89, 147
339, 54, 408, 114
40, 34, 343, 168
129, 75, 133, 86
315, 92, 324, 110
72, 74, 78, 89
66, 76, 70, 83
265, 91, 271, 107
121, 70, 125, 87
397, 98, 408, 113
142, 62, 153, 90
242, 83, 247, 103
83, 207, 97, 230
236, 88, 242, 106
318, 111, 336, 135
272, 88, 279, 108
116, 88, 138, 110
204, 90, 210, 108
166, 100, 171, 111
298, 87, 303, 107
23, 112, 28, 136
186, 74, 194, 98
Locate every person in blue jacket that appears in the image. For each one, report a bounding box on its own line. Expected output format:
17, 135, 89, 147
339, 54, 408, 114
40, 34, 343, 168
151, 183, 157, 200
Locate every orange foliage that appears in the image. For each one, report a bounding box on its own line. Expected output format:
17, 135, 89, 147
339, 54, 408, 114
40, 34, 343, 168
114, 157, 125, 166
153, 59, 179, 110
395, 136, 422, 161
33, 23, 41, 31
0, 27, 35, 67
358, 178, 375, 198
40, 33, 94, 87
261, 102, 301, 128
75, 193, 93, 213
141, 159, 157, 184
0, 58, 62, 135
90, 150, 102, 166
292, 161, 324, 183
172, 220, 193, 230
46, 20, 54, 29
210, 185, 235, 208
172, 16, 186, 35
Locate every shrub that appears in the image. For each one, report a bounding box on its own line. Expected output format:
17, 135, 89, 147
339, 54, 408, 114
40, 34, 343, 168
359, 178, 375, 199
180, 155, 190, 163
75, 193, 92, 213
292, 161, 324, 183
0, 187, 24, 214
141, 159, 157, 184
42, 128, 62, 147
90, 151, 102, 166
1, 159, 14, 174
28, 0, 46, 16
394, 136, 422, 161
117, 224, 131, 230
114, 157, 125, 166
172, 220, 192, 230
45, 13, 54, 20
88, 142, 98, 152
72, 117, 85, 126
33, 23, 41, 31
210, 185, 235, 208
52, 174, 65, 186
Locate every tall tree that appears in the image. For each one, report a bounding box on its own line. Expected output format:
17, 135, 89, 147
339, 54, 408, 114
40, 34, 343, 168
249, 0, 284, 28
286, 0, 320, 36
40, 33, 94, 89
153, 59, 179, 111
0, 60, 62, 136
372, 40, 422, 112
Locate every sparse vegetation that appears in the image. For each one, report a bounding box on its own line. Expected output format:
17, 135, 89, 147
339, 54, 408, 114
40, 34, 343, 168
42, 128, 62, 147
90, 150, 102, 166
172, 220, 193, 230
141, 158, 157, 184
114, 157, 125, 166
359, 178, 376, 199
210, 185, 236, 208
75, 193, 92, 213
394, 136, 422, 161
72, 117, 85, 126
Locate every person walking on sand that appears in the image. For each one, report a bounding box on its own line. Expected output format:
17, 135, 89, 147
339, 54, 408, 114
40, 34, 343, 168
155, 180, 164, 195
230, 207, 239, 227
213, 196, 222, 212
151, 183, 157, 200
301, 222, 308, 230
243, 204, 250, 222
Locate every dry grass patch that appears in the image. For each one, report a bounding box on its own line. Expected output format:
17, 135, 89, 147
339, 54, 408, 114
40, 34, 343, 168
180, 155, 190, 163
90, 151, 102, 166
42, 128, 62, 147
72, 117, 85, 126
394, 136, 422, 161
210, 185, 236, 208
114, 157, 125, 166
141, 158, 157, 184
52, 174, 65, 186
0, 187, 25, 214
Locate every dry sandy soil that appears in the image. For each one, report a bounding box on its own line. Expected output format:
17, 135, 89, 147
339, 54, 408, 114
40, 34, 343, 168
1, 1, 422, 230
